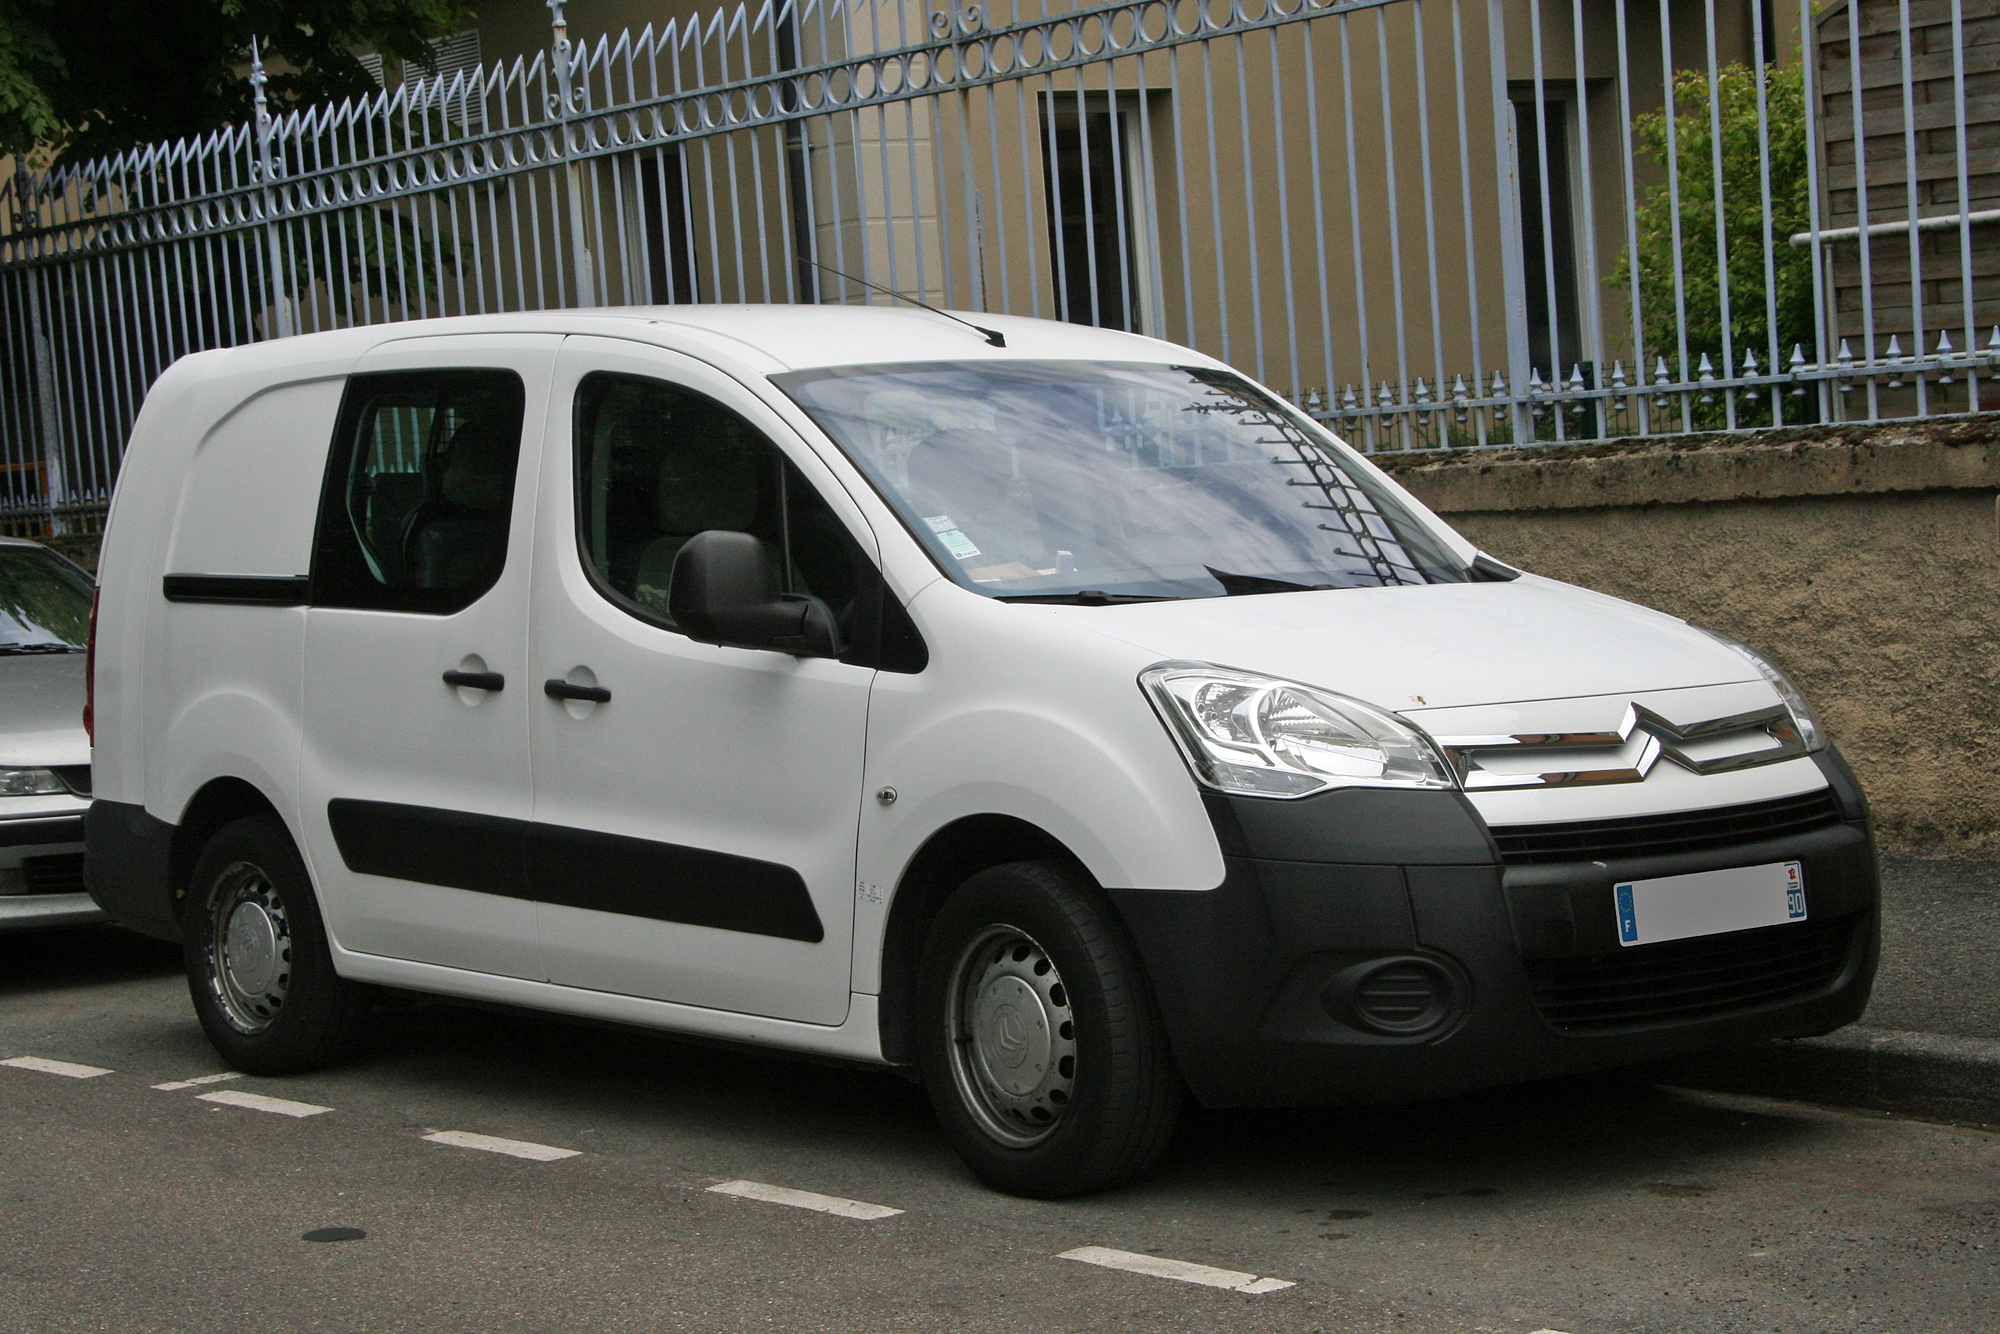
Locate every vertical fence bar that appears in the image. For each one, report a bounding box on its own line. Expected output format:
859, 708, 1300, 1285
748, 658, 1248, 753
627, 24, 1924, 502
1895, 0, 1926, 416
1948, 0, 1977, 411
1750, 0, 1781, 425
1484, 0, 1529, 440
1844, 0, 1878, 418
1701, 0, 1737, 430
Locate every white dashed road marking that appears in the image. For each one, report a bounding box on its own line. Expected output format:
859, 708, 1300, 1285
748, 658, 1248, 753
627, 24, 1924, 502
1058, 1246, 1296, 1294
196, 1089, 333, 1118
707, 1179, 904, 1220
152, 1072, 244, 1091
422, 1130, 581, 1161
2, 1056, 113, 1079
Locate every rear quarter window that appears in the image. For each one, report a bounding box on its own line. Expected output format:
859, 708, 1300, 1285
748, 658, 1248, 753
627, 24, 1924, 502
310, 369, 527, 614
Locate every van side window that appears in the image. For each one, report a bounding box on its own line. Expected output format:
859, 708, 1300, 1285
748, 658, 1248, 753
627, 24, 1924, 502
573, 372, 868, 637
312, 369, 527, 614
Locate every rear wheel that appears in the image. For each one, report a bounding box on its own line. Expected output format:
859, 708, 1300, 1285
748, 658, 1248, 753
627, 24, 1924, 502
916, 860, 1180, 1197
184, 816, 371, 1074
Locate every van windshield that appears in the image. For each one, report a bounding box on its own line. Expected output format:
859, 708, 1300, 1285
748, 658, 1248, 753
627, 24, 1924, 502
0, 545, 91, 652
771, 360, 1470, 603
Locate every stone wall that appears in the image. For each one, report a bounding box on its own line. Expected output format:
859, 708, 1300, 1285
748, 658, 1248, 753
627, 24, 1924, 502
1379, 414, 2000, 855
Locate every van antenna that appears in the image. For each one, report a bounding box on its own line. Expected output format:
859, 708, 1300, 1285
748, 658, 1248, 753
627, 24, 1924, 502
808, 261, 1007, 348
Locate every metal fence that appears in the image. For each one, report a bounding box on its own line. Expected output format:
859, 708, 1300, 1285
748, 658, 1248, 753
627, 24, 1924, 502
2, 0, 1994, 535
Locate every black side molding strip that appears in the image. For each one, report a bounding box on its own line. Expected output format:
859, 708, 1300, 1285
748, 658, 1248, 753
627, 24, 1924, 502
328, 799, 528, 898
527, 824, 824, 943
163, 574, 312, 606
325, 799, 824, 944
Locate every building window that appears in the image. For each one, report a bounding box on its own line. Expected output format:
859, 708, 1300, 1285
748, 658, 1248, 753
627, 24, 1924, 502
635, 148, 700, 305
1512, 95, 1582, 380
1040, 94, 1161, 334
405, 29, 482, 88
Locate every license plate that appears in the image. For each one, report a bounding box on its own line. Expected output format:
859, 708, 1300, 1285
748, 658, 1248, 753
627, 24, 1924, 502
1614, 861, 1805, 947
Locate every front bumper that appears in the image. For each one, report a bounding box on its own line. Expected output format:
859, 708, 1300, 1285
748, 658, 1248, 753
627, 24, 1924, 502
0, 807, 103, 931
1107, 750, 1878, 1109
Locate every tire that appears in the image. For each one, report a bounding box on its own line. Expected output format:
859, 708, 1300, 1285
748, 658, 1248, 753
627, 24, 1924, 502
183, 815, 371, 1075
915, 860, 1181, 1198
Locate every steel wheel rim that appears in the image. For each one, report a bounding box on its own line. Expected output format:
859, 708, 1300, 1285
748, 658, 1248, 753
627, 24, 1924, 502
945, 924, 1077, 1148
206, 860, 292, 1035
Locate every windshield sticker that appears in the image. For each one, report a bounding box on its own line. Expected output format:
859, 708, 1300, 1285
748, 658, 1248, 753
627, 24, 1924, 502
937, 529, 982, 560
923, 515, 982, 559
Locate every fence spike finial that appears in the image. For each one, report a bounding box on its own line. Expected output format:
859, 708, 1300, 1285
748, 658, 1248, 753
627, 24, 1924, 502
1610, 360, 1628, 390
249, 37, 269, 115
1790, 345, 1808, 396
1739, 347, 1757, 376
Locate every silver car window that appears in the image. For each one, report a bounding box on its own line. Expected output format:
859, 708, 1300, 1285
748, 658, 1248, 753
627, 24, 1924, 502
0, 547, 91, 651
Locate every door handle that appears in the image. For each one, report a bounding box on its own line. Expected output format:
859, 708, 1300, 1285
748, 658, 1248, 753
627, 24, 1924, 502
544, 679, 611, 704
443, 669, 505, 692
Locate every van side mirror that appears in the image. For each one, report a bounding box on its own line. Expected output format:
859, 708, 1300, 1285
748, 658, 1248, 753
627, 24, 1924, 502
668, 530, 839, 658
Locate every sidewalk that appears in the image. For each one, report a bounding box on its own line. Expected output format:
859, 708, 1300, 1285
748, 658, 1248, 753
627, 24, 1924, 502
1662, 853, 2000, 1124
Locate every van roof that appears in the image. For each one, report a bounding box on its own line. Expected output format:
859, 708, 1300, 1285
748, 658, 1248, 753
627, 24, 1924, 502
190, 305, 1211, 377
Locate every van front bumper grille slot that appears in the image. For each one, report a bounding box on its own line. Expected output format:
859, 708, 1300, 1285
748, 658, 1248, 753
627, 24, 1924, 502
1490, 789, 1845, 866
1523, 915, 1857, 1033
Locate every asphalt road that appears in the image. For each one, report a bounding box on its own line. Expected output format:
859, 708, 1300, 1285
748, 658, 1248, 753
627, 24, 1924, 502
4, 926, 1996, 1334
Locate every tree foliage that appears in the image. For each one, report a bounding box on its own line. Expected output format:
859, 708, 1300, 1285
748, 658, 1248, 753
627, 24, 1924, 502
0, 0, 472, 164
1613, 61, 1815, 406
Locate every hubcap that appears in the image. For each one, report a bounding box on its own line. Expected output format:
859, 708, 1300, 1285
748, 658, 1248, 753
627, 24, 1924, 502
206, 861, 292, 1035
946, 925, 1077, 1148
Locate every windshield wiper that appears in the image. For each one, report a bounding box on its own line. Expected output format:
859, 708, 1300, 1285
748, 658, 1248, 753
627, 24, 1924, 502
0, 642, 83, 654
995, 590, 1176, 606
1204, 567, 1333, 596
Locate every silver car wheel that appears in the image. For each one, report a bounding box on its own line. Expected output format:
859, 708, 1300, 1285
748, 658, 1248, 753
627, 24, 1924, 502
945, 924, 1078, 1148
205, 861, 293, 1035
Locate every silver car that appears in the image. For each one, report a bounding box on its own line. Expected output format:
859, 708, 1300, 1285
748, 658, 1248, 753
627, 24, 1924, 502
0, 536, 98, 930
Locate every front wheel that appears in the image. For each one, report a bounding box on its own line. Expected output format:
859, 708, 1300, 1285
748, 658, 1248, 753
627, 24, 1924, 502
184, 816, 371, 1074
915, 861, 1181, 1197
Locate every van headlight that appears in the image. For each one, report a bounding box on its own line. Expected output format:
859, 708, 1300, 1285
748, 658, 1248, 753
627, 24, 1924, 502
0, 768, 68, 797
1140, 662, 1457, 798
1694, 628, 1825, 752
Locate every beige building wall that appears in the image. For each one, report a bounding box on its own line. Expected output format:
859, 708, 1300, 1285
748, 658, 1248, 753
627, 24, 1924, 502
374, 0, 1815, 408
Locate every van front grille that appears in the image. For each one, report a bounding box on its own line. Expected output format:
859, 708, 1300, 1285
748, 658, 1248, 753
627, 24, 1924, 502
1524, 915, 1856, 1033
1490, 790, 1845, 867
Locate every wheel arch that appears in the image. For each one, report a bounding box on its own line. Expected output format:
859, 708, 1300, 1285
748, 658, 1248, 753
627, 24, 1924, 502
169, 777, 288, 926
876, 813, 1088, 1067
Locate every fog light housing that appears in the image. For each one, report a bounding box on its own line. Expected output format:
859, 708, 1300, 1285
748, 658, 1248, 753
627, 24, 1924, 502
1323, 956, 1461, 1036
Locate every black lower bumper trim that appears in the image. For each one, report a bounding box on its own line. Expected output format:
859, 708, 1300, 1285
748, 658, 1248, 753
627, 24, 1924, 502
83, 800, 181, 942
0, 814, 87, 848
1108, 780, 1880, 1109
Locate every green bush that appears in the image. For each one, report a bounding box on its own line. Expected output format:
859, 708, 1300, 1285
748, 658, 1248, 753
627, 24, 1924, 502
1612, 61, 1815, 426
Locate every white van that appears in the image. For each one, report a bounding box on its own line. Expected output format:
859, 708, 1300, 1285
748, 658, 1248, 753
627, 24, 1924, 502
86, 308, 1877, 1196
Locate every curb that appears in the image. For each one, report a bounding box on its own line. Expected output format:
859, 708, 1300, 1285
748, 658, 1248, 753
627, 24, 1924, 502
1660, 1026, 2000, 1127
